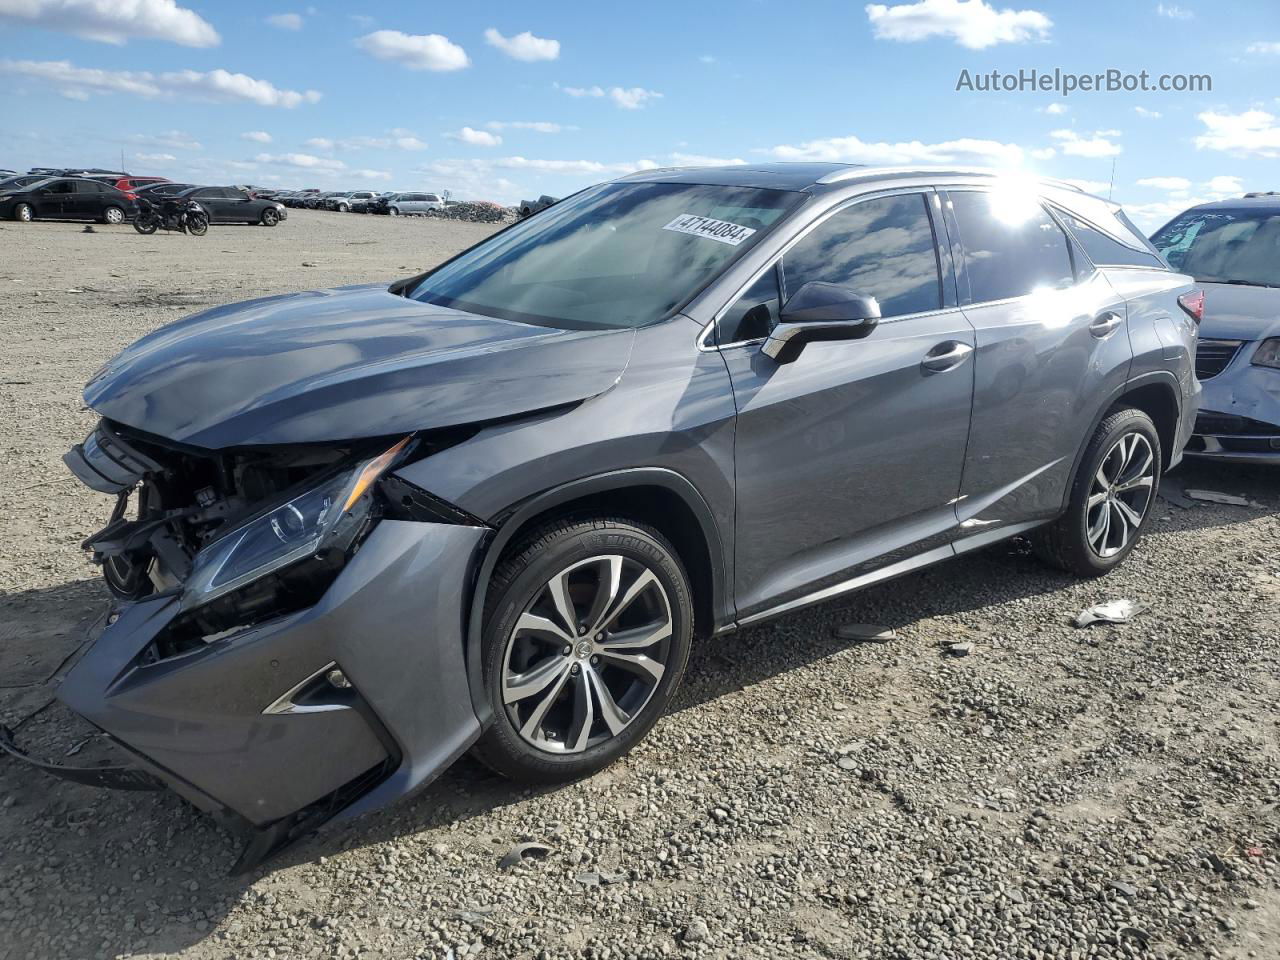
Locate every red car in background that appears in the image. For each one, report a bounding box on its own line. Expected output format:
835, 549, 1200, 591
91, 176, 169, 192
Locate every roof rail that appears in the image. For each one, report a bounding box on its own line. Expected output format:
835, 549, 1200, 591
814, 165, 1087, 193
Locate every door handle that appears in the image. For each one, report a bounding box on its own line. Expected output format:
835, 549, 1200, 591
921, 341, 974, 372
1090, 311, 1124, 339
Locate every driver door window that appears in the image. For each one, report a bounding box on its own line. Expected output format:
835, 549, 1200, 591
716, 193, 943, 346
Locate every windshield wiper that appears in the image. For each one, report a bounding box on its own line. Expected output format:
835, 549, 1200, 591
1197, 278, 1280, 288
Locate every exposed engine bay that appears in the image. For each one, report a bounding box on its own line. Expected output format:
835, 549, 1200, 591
65, 419, 474, 659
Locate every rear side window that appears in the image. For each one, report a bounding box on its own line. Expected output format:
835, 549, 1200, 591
1056, 209, 1164, 269
780, 193, 942, 319
950, 191, 1074, 303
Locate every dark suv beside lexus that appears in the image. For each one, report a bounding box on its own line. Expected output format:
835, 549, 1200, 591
15, 164, 1199, 869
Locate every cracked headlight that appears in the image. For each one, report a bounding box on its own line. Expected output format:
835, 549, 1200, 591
181, 437, 410, 612
1251, 338, 1280, 370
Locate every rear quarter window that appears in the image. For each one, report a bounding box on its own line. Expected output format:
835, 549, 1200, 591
1055, 209, 1166, 269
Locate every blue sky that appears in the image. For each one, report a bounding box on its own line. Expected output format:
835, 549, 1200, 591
1, 0, 1278, 228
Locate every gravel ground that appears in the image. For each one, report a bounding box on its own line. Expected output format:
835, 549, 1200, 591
1, 211, 1278, 960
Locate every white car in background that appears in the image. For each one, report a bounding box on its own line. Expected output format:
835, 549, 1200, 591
388, 192, 444, 216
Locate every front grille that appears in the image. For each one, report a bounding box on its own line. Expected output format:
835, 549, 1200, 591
1194, 339, 1243, 380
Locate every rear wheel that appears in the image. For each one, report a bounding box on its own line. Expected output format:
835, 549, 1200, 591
472, 518, 693, 783
1033, 407, 1161, 577
13, 203, 33, 222
102, 205, 125, 225
133, 215, 158, 235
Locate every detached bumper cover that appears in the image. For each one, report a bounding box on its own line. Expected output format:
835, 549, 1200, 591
0, 724, 161, 791
48, 518, 488, 862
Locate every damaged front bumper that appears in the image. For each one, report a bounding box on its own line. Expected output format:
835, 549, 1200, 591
18, 423, 493, 871
1186, 355, 1280, 464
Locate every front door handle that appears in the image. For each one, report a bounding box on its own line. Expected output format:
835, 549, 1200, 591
922, 341, 974, 372
1090, 311, 1124, 339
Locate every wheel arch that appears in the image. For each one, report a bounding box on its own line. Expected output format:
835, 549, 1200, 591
1061, 371, 1182, 512
462, 468, 728, 727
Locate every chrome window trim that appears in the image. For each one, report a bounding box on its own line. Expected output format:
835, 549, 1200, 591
697, 185, 947, 352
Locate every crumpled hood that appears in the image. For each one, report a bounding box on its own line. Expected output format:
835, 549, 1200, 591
85, 284, 634, 448
1200, 282, 1280, 342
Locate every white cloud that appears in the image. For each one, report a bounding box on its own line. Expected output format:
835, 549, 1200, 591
1134, 106, 1162, 118
266, 12, 302, 30
1246, 41, 1280, 55
766, 132, 1025, 166
1156, 3, 1193, 19
0, 0, 219, 47
240, 130, 272, 143
495, 156, 659, 176
1195, 109, 1280, 157
865, 0, 1051, 49
1124, 198, 1202, 231
1137, 176, 1192, 190
0, 59, 321, 107
698, 54, 717, 64
127, 129, 201, 150
487, 120, 571, 133
356, 30, 469, 71
134, 152, 175, 162
1050, 128, 1122, 158
304, 131, 427, 151
668, 152, 746, 166
483, 27, 559, 62
561, 84, 663, 110
1029, 146, 1056, 159
610, 87, 662, 110
1042, 102, 1068, 115
1204, 175, 1243, 194
254, 151, 345, 170
449, 126, 502, 147
353, 168, 392, 181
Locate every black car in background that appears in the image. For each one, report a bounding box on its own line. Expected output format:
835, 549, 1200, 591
1, 177, 138, 223
0, 174, 52, 191
135, 182, 196, 197
176, 186, 286, 226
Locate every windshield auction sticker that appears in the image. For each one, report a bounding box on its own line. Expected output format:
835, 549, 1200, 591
662, 214, 757, 246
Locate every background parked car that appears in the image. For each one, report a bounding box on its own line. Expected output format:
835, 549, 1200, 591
176, 186, 286, 226
324, 191, 355, 211
1, 177, 137, 223
134, 182, 196, 197
342, 191, 379, 212
387, 192, 443, 216
0, 174, 52, 191
92, 176, 169, 193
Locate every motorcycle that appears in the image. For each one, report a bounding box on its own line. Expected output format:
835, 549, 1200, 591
133, 195, 210, 236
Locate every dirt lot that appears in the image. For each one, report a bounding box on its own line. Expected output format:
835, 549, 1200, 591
1, 210, 1277, 960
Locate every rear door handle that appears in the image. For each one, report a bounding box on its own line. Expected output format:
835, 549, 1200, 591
1090, 311, 1124, 339
921, 341, 974, 372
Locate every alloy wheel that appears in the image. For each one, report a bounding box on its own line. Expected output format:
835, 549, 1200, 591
501, 555, 673, 754
1086, 432, 1155, 558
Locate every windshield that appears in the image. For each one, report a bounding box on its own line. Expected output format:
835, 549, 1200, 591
1151, 208, 1280, 287
408, 181, 804, 329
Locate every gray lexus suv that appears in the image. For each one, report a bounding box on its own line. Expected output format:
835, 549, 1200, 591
8, 164, 1201, 869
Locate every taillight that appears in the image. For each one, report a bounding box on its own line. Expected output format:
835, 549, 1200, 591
123, 191, 138, 201
1177, 289, 1205, 324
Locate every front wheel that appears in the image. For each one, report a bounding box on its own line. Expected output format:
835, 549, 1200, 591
185, 213, 209, 236
102, 205, 125, 225
13, 203, 33, 222
388, 206, 399, 216
1033, 407, 1161, 577
471, 518, 693, 783
261, 208, 279, 226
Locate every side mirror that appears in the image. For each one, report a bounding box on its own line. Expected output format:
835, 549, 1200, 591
762, 282, 881, 363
